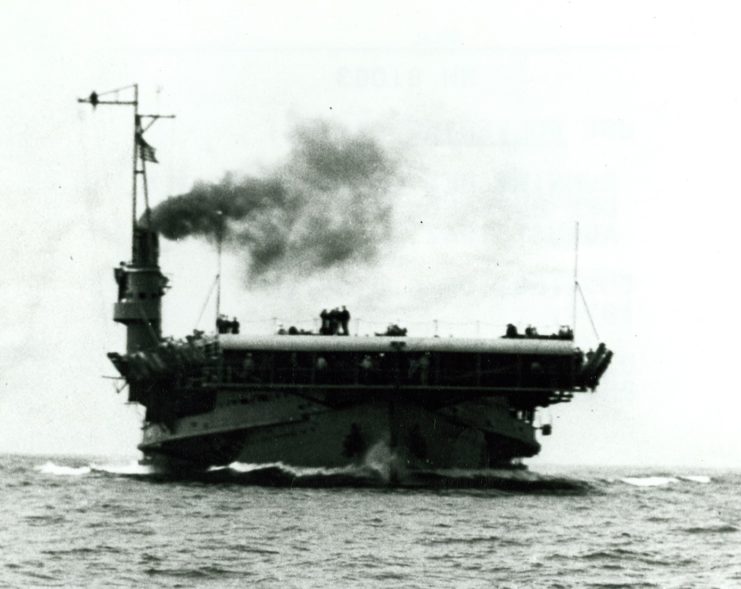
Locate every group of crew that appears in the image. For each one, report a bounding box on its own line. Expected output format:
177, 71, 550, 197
216, 314, 240, 335
219, 314, 576, 341
319, 306, 351, 335
504, 323, 574, 340
277, 325, 313, 335
376, 323, 407, 336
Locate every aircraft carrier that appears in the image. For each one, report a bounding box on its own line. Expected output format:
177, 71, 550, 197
107, 222, 612, 476
82, 85, 612, 480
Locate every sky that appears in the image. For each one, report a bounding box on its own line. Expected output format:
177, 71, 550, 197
0, 0, 740, 467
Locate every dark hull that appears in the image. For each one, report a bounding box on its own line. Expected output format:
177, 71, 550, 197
138, 389, 540, 478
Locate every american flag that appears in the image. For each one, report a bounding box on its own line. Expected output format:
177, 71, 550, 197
136, 132, 158, 163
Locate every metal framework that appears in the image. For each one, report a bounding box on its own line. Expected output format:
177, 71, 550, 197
78, 84, 174, 257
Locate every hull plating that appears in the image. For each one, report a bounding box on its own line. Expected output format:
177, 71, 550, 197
139, 390, 539, 474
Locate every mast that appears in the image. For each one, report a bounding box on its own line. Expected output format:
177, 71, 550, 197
77, 85, 174, 251
130, 84, 139, 257
78, 85, 174, 354
78, 85, 139, 254
216, 210, 224, 321
572, 221, 579, 339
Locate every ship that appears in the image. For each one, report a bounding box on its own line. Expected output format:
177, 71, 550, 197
83, 86, 613, 480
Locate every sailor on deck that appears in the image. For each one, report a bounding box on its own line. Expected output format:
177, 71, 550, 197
339, 306, 351, 335
114, 261, 127, 300
328, 308, 340, 335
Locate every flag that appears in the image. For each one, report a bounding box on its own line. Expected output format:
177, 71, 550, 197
136, 132, 158, 163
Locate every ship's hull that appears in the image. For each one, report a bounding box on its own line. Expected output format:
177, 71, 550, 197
138, 387, 540, 477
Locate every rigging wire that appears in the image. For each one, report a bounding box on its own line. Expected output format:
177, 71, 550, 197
195, 274, 220, 329
96, 84, 137, 97
572, 221, 579, 338
576, 281, 601, 341
571, 221, 603, 343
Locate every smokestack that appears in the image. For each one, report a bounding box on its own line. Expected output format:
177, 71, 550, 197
149, 121, 399, 284
113, 218, 167, 353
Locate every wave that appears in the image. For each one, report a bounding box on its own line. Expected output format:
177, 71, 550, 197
199, 444, 595, 491
620, 475, 713, 487
33, 459, 590, 492
201, 462, 593, 492
90, 462, 159, 476
678, 475, 712, 484
203, 461, 390, 487
33, 460, 717, 493
620, 476, 679, 487
36, 461, 91, 476
579, 547, 696, 568
200, 441, 398, 486
402, 469, 593, 493
36, 460, 156, 478
682, 524, 738, 534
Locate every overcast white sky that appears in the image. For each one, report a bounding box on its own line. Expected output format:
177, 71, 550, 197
1, 1, 740, 467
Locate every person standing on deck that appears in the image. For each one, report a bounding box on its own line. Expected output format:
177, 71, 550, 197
339, 306, 351, 335
328, 308, 340, 335
114, 261, 127, 300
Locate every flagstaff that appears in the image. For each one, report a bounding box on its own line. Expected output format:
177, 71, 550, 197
78, 84, 174, 257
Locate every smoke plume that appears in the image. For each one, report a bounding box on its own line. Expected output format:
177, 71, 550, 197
149, 121, 398, 283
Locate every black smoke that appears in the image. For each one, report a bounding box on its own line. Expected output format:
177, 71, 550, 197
149, 121, 398, 283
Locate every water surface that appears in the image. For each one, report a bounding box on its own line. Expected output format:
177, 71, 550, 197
2, 455, 739, 588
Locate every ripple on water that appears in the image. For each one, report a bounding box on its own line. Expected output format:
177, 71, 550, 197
579, 547, 696, 568
682, 524, 738, 534
4, 456, 741, 588
422, 534, 525, 547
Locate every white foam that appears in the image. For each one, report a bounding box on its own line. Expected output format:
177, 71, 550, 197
283, 464, 358, 477
362, 440, 396, 481
225, 461, 360, 477
620, 476, 679, 487
36, 461, 91, 476
226, 461, 284, 473
90, 461, 157, 475
207, 464, 231, 472
679, 475, 712, 484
